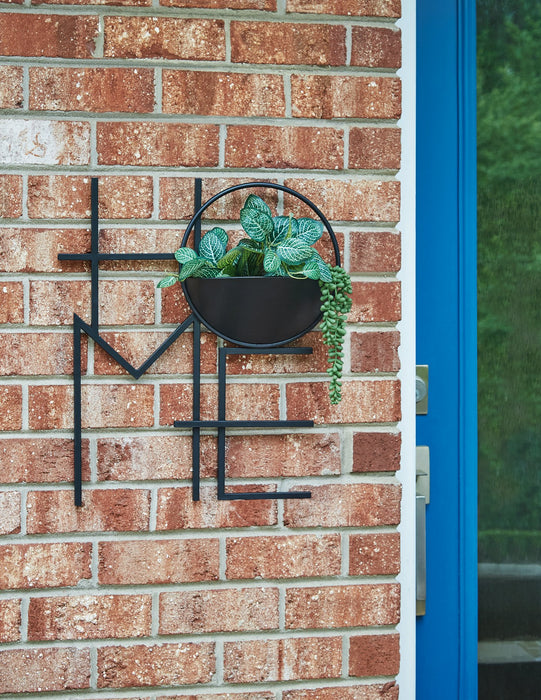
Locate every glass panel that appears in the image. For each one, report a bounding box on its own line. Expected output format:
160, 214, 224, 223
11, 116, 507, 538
477, 1, 541, 696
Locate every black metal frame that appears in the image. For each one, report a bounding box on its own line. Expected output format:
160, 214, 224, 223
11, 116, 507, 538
58, 178, 339, 506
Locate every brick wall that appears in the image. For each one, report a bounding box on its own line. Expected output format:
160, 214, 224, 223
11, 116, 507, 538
0, 0, 403, 697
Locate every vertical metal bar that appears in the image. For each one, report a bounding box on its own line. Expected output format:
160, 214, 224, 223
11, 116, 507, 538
191, 178, 203, 501
73, 318, 83, 506
217, 348, 227, 499
90, 177, 99, 332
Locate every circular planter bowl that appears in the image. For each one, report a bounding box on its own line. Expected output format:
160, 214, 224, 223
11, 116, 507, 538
183, 276, 322, 348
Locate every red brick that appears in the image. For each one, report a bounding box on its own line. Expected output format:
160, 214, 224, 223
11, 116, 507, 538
27, 489, 151, 533
156, 694, 274, 700
160, 382, 280, 424
104, 17, 225, 60
286, 583, 400, 628
39, 0, 150, 5
0, 542, 91, 589
284, 178, 400, 222
226, 534, 340, 579
225, 332, 328, 375
0, 228, 88, 273
352, 432, 401, 472
350, 281, 401, 322
0, 385, 22, 430
283, 685, 399, 700
97, 122, 220, 167
292, 75, 401, 119
349, 230, 401, 273
29, 67, 154, 113
160, 282, 193, 324
0, 599, 20, 643
0, 491, 20, 534
0, 332, 87, 376
0, 66, 23, 108
351, 26, 401, 68
94, 331, 216, 376
0, 119, 90, 165
29, 280, 155, 325
163, 70, 285, 117
351, 331, 400, 373
224, 636, 342, 683
0, 175, 22, 216
28, 175, 154, 219
349, 532, 400, 575
162, 0, 275, 7
156, 486, 278, 529
0, 282, 23, 323
98, 642, 215, 688
349, 633, 400, 677
225, 125, 343, 170
0, 648, 90, 695
349, 128, 401, 170
0, 14, 99, 57
98, 538, 219, 585
231, 22, 346, 65
286, 0, 401, 16
287, 379, 401, 425
284, 483, 401, 528
159, 587, 279, 634
28, 594, 152, 641
0, 437, 90, 483
97, 228, 181, 272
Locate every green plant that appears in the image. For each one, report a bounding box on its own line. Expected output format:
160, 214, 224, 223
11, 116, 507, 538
159, 193, 352, 403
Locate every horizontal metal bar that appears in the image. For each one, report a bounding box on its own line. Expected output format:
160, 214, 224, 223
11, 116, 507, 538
223, 347, 313, 356
174, 420, 314, 428
219, 490, 312, 501
58, 253, 176, 261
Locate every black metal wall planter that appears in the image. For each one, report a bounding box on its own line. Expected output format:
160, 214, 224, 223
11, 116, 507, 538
59, 179, 340, 507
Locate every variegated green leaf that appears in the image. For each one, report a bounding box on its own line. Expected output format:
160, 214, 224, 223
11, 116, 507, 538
216, 247, 242, 269
302, 259, 322, 280
195, 266, 221, 279
240, 207, 274, 242
206, 226, 228, 247
297, 217, 324, 244
272, 215, 298, 243
276, 239, 313, 265
263, 249, 281, 274
237, 239, 263, 253
311, 252, 332, 282
199, 229, 226, 264
177, 258, 211, 281
174, 247, 198, 264
157, 275, 179, 288
243, 194, 272, 217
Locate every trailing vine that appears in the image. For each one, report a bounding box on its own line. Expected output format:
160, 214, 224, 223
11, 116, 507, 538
319, 266, 353, 404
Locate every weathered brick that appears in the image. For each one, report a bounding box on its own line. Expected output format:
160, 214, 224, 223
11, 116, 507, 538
163, 70, 285, 117
98, 643, 214, 688
29, 280, 155, 325
162, 0, 275, 7
159, 587, 279, 634
284, 483, 401, 528
97, 228, 181, 273
286, 583, 400, 628
0, 648, 90, 695
226, 534, 341, 579
225, 125, 344, 170
283, 685, 399, 700
286, 0, 401, 17
160, 382, 280, 424
29, 67, 154, 113
0, 542, 92, 589
97, 122, 220, 167
28, 594, 152, 641
0, 282, 23, 323
0, 332, 87, 376
156, 485, 278, 529
99, 539, 220, 585
284, 178, 401, 222
349, 633, 400, 677
0, 437, 90, 483
223, 637, 342, 683
160, 282, 193, 324
349, 532, 400, 575
26, 489, 151, 533
0, 599, 21, 643
349, 230, 401, 273
0, 385, 22, 430
0, 14, 99, 57
0, 175, 22, 217
225, 332, 328, 375
28, 384, 155, 430
352, 432, 401, 472
0, 228, 89, 273
94, 331, 216, 376
156, 694, 274, 700
0, 65, 23, 108
104, 17, 225, 60
292, 75, 401, 119
0, 491, 20, 534
0, 120, 90, 165
351, 331, 400, 373
349, 128, 401, 170
231, 22, 346, 65
350, 281, 401, 322
287, 380, 401, 424
351, 26, 401, 68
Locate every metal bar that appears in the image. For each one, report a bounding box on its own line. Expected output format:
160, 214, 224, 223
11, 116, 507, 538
191, 178, 203, 501
174, 420, 314, 428
59, 253, 175, 261
224, 347, 313, 356
220, 490, 311, 501
90, 178, 99, 332
73, 317, 83, 506
217, 347, 227, 499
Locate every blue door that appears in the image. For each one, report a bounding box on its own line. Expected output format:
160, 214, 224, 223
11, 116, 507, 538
416, 1, 478, 697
